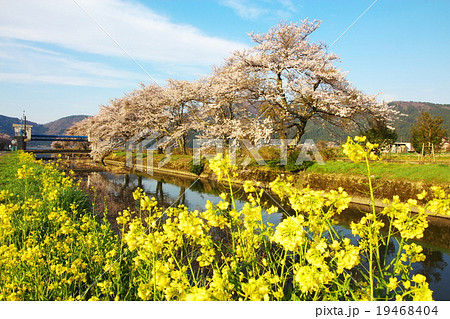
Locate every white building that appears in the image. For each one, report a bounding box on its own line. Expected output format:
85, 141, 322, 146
390, 142, 414, 153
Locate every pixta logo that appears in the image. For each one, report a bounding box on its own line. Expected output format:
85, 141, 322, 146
193, 138, 325, 167
126, 132, 325, 176
125, 131, 173, 175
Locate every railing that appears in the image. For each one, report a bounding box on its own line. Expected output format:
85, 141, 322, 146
30, 135, 88, 142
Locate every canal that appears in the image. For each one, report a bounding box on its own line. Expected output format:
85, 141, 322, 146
80, 169, 450, 300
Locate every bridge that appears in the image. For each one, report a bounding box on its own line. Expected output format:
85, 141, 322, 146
28, 149, 91, 155
30, 135, 88, 142
13, 122, 90, 155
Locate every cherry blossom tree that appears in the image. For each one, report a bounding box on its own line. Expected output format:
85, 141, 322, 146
82, 85, 159, 162
0, 133, 11, 150
196, 62, 273, 147
52, 117, 92, 150
77, 19, 396, 162
162, 79, 204, 154
75, 82, 196, 161
228, 19, 397, 145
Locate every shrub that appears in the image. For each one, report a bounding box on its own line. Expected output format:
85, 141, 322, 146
320, 147, 340, 161
285, 150, 315, 172
189, 157, 206, 175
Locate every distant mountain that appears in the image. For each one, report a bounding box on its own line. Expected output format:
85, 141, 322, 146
42, 115, 90, 135
0, 115, 47, 138
388, 101, 450, 141
301, 101, 450, 143
0, 115, 90, 137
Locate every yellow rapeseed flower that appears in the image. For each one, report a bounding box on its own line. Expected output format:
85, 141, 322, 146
272, 216, 306, 251
185, 287, 210, 301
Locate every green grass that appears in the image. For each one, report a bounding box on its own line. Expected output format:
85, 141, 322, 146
306, 160, 450, 184
383, 152, 450, 162
0, 152, 39, 191
0, 154, 15, 186
106, 149, 450, 184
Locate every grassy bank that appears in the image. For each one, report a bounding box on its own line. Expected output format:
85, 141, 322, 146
0, 152, 124, 300
106, 150, 450, 185
306, 161, 450, 184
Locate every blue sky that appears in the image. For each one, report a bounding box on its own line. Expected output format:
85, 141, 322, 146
1, 0, 449, 124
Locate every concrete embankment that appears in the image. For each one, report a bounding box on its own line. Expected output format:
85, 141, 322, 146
103, 158, 450, 219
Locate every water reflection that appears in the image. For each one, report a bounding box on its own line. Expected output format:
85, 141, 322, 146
418, 248, 448, 283
336, 204, 450, 252
333, 205, 450, 300
82, 171, 283, 230
81, 171, 450, 300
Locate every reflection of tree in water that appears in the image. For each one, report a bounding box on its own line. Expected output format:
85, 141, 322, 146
421, 217, 450, 251
415, 248, 448, 283
80, 172, 138, 231
148, 179, 187, 209
171, 186, 186, 207
189, 179, 206, 193
80, 172, 196, 230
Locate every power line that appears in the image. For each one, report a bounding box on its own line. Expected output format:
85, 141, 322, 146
72, 0, 162, 87
329, 0, 380, 50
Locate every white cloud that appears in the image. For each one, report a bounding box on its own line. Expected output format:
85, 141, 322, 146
220, 0, 267, 19
220, 0, 298, 20
0, 40, 140, 87
278, 0, 297, 13
0, 0, 247, 66
0, 72, 124, 88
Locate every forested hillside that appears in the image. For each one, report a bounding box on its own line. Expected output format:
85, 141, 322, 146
389, 101, 450, 141
0, 115, 46, 138
301, 101, 450, 143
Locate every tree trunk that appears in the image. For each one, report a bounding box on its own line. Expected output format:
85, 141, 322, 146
100, 155, 107, 166
137, 175, 143, 189
156, 180, 164, 203
275, 118, 287, 150
293, 120, 308, 146
177, 135, 187, 155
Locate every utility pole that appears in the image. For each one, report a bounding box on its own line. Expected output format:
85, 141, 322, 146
23, 111, 27, 150
14, 111, 28, 150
